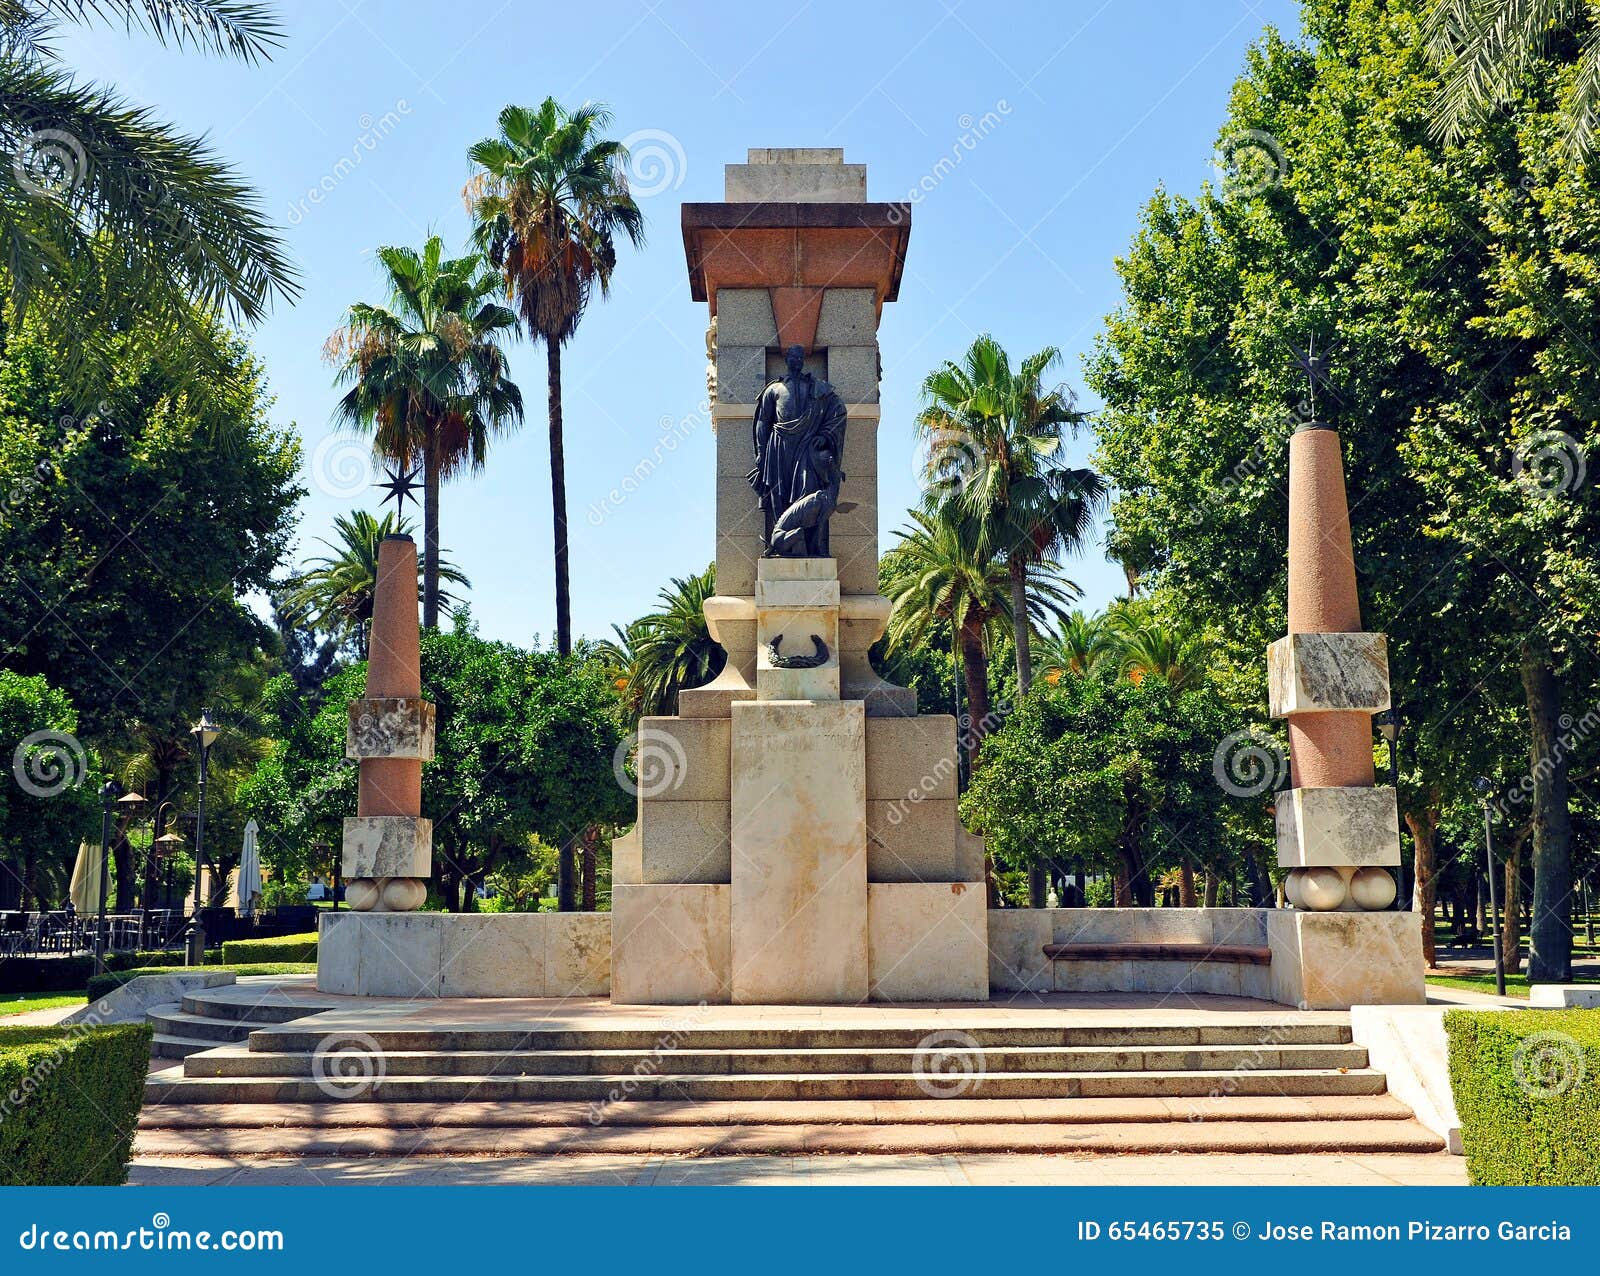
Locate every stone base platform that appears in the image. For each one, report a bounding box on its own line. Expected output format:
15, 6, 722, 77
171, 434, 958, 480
317, 911, 610, 999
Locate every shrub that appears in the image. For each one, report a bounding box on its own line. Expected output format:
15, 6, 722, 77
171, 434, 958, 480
220, 932, 317, 964
1446, 1008, 1600, 1185
0, 1023, 152, 1185
0, 956, 94, 994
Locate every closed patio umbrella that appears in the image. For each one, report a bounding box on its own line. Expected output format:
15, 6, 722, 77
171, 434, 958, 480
238, 819, 262, 915
68, 841, 102, 913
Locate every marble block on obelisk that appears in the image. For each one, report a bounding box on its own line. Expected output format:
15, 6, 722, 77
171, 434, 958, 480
730, 698, 868, 1003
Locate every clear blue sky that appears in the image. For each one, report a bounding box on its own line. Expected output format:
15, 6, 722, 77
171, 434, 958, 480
64, 0, 1301, 648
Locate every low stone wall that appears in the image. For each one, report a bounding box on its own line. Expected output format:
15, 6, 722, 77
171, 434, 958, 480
317, 911, 610, 998
988, 908, 1273, 1000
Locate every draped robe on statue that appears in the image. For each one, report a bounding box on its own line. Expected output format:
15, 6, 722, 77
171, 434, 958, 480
748, 369, 848, 557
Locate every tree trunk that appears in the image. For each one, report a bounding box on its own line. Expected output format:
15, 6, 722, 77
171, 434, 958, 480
1178, 862, 1197, 908
113, 832, 134, 913
22, 844, 37, 910
1503, 850, 1523, 976
581, 827, 597, 912
1407, 808, 1439, 967
557, 832, 577, 913
957, 618, 990, 775
1202, 871, 1218, 908
1008, 550, 1032, 695
547, 339, 572, 657
422, 432, 441, 629
1521, 646, 1573, 983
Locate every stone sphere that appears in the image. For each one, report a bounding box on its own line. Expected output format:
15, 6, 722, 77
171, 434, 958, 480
380, 877, 426, 912
1298, 866, 1348, 912
1349, 866, 1398, 911
345, 878, 379, 911
1283, 870, 1306, 910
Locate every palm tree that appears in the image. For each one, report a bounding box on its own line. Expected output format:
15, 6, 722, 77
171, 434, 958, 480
882, 509, 1077, 775
917, 335, 1106, 700
1104, 612, 1210, 694
326, 235, 522, 628
283, 510, 469, 655
465, 99, 645, 656
1425, 0, 1600, 156
0, 1, 297, 398
597, 565, 724, 719
1035, 610, 1110, 682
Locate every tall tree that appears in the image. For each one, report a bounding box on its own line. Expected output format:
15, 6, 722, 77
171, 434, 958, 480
882, 509, 1077, 777
284, 510, 469, 656
465, 99, 645, 656
918, 335, 1105, 697
0, 0, 297, 402
326, 236, 523, 629
597, 565, 724, 720
1425, 0, 1600, 156
1087, 0, 1598, 981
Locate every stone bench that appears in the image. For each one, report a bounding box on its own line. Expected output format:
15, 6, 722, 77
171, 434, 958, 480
1043, 942, 1271, 966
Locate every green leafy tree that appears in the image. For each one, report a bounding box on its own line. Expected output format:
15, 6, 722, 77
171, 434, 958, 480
242, 619, 632, 911
963, 663, 1258, 907
1424, 0, 1600, 156
0, 671, 100, 908
0, 0, 297, 402
283, 510, 469, 656
326, 235, 523, 629
882, 508, 1078, 776
1087, 0, 1597, 979
0, 317, 302, 749
917, 334, 1105, 698
466, 99, 646, 656
597, 564, 724, 720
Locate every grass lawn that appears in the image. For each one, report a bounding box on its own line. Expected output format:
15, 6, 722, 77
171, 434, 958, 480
0, 992, 88, 1017
1426, 971, 1600, 999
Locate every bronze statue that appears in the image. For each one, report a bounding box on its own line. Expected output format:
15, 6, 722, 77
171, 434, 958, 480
748, 344, 849, 557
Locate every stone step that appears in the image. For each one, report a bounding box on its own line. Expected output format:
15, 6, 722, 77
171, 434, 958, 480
137, 1093, 1417, 1129
145, 1066, 1389, 1105
131, 1117, 1445, 1157
183, 1042, 1369, 1079
147, 1008, 255, 1044
239, 1022, 1354, 1054
152, 1032, 227, 1060
179, 993, 325, 1024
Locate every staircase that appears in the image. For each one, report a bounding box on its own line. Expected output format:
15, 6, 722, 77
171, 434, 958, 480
137, 983, 1446, 1157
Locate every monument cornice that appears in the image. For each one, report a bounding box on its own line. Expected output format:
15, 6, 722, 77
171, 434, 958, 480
682, 201, 911, 304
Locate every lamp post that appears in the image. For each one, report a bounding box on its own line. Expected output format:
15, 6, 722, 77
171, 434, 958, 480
1474, 776, 1506, 996
94, 781, 119, 975
1374, 707, 1404, 911
117, 790, 145, 943
186, 708, 219, 966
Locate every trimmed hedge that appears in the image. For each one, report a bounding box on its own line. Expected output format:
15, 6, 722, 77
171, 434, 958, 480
0, 948, 213, 994
220, 932, 317, 964
1446, 1008, 1600, 1185
0, 1022, 152, 1185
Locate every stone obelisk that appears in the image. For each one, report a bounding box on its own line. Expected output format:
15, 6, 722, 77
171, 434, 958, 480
341, 534, 434, 914
1265, 424, 1423, 1008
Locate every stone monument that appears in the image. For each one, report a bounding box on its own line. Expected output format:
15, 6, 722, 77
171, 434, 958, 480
610, 148, 989, 1004
1265, 417, 1425, 1008
341, 533, 433, 915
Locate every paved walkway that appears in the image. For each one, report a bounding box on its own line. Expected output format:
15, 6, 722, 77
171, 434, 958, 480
129, 1150, 1466, 1186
